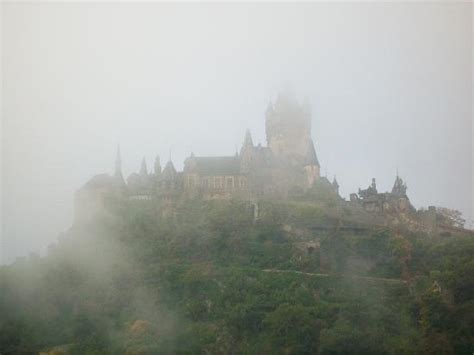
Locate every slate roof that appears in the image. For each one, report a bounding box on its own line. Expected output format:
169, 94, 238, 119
304, 139, 320, 167
84, 174, 116, 189
189, 156, 241, 176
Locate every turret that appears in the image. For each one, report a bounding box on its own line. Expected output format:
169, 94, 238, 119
140, 157, 148, 176
392, 174, 407, 197
332, 176, 339, 195
303, 139, 320, 167
162, 160, 177, 182
114, 144, 125, 185
243, 129, 253, 148
371, 178, 377, 192
154, 155, 161, 175
302, 139, 320, 187
240, 129, 254, 174
183, 152, 197, 173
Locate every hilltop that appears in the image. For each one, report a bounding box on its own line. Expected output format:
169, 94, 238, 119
1, 193, 473, 354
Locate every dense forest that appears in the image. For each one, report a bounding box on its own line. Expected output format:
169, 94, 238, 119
1, 196, 473, 354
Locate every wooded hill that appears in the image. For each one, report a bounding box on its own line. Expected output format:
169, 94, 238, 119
1, 196, 473, 354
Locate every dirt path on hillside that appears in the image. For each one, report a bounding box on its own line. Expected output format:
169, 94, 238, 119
261, 269, 407, 284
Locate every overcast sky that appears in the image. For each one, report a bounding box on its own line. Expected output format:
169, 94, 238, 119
1, 2, 472, 264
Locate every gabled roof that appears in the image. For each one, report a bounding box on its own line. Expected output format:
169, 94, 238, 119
188, 156, 241, 176
84, 174, 116, 189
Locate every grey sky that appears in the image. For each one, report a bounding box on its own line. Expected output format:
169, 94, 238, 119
1, 2, 472, 264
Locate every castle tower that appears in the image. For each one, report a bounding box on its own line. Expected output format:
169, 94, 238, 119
265, 90, 312, 161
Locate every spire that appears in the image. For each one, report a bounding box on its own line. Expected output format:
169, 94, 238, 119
303, 139, 320, 167
392, 173, 407, 196
240, 129, 255, 173
154, 155, 161, 175
369, 178, 378, 194
140, 157, 148, 175
243, 129, 254, 147
162, 160, 177, 181
114, 144, 125, 183
332, 175, 339, 195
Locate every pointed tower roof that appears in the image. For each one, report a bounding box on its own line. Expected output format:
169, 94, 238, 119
114, 144, 125, 185
154, 155, 161, 174
162, 160, 177, 180
243, 129, 253, 147
140, 157, 148, 175
304, 139, 320, 167
391, 173, 407, 196
332, 175, 339, 188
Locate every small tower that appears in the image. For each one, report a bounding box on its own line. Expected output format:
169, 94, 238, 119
332, 176, 339, 195
154, 155, 161, 176
161, 160, 178, 189
391, 174, 407, 197
243, 129, 253, 147
303, 139, 320, 187
370, 178, 377, 192
114, 144, 125, 185
140, 156, 148, 176
240, 129, 254, 174
159, 160, 179, 217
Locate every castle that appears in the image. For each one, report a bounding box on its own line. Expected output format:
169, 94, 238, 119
74, 91, 413, 222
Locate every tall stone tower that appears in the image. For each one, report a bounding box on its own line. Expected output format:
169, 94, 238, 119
265, 90, 320, 185
265, 91, 312, 163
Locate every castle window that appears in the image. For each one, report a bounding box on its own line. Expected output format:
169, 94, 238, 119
226, 177, 233, 189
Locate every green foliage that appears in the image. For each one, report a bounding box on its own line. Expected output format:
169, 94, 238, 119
0, 199, 472, 354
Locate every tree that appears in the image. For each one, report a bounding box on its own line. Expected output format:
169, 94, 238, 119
436, 207, 465, 228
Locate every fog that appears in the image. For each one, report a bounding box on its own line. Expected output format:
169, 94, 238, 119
1, 2, 472, 264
